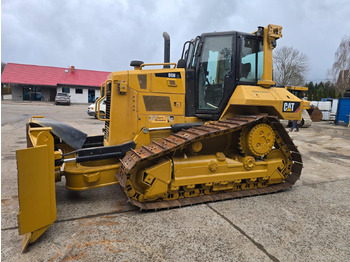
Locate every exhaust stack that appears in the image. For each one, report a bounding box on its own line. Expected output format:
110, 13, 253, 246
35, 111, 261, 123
163, 32, 170, 68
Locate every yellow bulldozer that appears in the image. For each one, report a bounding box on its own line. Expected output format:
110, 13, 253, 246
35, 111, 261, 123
16, 24, 309, 251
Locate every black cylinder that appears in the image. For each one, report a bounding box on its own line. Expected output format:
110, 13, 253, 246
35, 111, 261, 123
163, 32, 170, 68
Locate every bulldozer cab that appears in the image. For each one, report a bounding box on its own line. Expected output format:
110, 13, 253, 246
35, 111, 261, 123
182, 31, 265, 120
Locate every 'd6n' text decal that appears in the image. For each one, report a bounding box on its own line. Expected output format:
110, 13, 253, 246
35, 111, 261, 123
282, 101, 301, 113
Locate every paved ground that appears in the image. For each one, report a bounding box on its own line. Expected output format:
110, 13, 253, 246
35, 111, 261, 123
1, 101, 350, 261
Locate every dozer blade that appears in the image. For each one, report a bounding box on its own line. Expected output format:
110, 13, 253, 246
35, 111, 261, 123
16, 144, 56, 252
31, 117, 87, 150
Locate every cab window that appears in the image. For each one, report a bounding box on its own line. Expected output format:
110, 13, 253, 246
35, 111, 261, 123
198, 35, 232, 110
239, 37, 263, 82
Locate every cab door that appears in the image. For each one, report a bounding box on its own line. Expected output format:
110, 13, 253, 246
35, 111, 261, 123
195, 34, 236, 119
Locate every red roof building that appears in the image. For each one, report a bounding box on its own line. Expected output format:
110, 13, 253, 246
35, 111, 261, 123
1, 63, 111, 103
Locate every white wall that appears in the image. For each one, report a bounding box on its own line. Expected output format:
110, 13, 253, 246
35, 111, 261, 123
96, 89, 101, 99
3, 94, 12, 100
11, 85, 23, 101
72, 88, 88, 103
57, 86, 99, 103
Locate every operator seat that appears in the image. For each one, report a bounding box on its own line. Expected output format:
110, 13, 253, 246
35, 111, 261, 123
241, 63, 251, 78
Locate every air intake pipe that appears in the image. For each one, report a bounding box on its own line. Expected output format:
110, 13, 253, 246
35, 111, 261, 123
163, 32, 170, 68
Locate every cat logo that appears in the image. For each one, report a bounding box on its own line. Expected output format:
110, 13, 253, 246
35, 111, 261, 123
283, 102, 300, 112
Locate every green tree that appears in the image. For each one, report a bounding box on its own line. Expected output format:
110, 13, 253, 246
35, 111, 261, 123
305, 80, 338, 101
306, 81, 315, 100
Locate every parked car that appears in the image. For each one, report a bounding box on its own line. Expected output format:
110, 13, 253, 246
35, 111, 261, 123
55, 93, 71, 105
87, 98, 106, 118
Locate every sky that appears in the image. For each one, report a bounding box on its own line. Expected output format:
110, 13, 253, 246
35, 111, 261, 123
1, 0, 350, 83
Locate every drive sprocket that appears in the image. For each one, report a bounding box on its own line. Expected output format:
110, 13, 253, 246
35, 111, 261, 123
239, 123, 275, 157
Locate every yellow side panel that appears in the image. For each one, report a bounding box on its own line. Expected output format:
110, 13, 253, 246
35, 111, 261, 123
221, 85, 304, 120
107, 86, 139, 146
16, 145, 56, 236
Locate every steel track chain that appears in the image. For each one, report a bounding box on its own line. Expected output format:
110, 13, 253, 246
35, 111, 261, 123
117, 115, 303, 210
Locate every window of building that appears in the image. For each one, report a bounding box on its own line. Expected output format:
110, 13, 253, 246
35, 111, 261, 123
23, 86, 42, 101
76, 88, 83, 94
62, 87, 70, 93
88, 89, 95, 103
